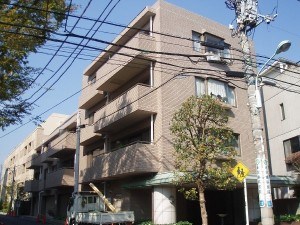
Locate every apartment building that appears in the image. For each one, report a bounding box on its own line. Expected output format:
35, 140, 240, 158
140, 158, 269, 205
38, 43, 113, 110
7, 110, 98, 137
24, 113, 76, 218
77, 1, 263, 225
1, 113, 69, 214
261, 60, 300, 200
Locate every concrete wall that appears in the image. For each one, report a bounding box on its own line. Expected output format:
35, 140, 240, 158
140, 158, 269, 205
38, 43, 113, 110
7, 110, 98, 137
262, 62, 300, 176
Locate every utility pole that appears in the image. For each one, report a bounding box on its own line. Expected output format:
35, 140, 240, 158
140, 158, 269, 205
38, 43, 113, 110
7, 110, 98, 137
74, 111, 81, 194
225, 1, 277, 225
8, 166, 15, 213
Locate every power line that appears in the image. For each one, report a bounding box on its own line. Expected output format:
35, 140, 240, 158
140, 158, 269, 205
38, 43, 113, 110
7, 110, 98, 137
0, 1, 264, 57
28, 0, 120, 104
17, 0, 95, 98
0, 55, 248, 139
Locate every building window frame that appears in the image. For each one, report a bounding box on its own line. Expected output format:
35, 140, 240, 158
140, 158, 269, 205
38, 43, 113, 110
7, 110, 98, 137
284, 135, 300, 158
280, 103, 286, 120
195, 77, 236, 106
203, 33, 231, 58
192, 31, 201, 52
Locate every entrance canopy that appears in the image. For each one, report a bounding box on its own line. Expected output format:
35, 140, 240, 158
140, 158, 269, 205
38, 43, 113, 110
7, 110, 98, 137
123, 172, 297, 189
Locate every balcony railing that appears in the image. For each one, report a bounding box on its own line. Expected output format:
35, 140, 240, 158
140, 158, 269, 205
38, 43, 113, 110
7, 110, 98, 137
81, 142, 159, 183
80, 125, 102, 146
27, 153, 42, 169
24, 179, 39, 192
95, 32, 156, 91
46, 132, 76, 159
79, 88, 104, 110
45, 168, 74, 189
94, 84, 157, 133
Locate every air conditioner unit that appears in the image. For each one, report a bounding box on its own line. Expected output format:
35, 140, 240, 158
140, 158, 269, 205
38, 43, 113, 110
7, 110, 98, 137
206, 54, 221, 62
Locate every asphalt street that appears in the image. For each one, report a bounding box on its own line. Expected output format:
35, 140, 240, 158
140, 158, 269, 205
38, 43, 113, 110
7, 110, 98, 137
0, 214, 64, 225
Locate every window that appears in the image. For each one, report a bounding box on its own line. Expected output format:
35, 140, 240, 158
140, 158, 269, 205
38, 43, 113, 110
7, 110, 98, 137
203, 34, 230, 58
88, 112, 95, 125
222, 43, 231, 59
232, 134, 241, 156
208, 79, 235, 106
283, 136, 300, 157
192, 31, 201, 52
280, 103, 286, 120
195, 78, 205, 96
88, 73, 96, 85
195, 77, 236, 106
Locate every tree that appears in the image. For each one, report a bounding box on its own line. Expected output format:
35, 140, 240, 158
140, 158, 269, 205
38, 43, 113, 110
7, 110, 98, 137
170, 95, 238, 225
0, 0, 71, 130
285, 152, 300, 173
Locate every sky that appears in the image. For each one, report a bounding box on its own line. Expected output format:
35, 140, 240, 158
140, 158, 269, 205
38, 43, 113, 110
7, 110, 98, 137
0, 0, 299, 167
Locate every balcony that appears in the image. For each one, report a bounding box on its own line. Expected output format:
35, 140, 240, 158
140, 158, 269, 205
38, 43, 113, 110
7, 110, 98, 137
27, 154, 42, 169
80, 125, 102, 146
81, 142, 159, 183
94, 84, 157, 133
95, 33, 156, 92
45, 168, 74, 189
79, 86, 104, 110
46, 132, 76, 159
24, 180, 39, 192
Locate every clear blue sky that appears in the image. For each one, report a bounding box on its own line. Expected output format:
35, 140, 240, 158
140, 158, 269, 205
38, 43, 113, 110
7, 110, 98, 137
0, 0, 299, 166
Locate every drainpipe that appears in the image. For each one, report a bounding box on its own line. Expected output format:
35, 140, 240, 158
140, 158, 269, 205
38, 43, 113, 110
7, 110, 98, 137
38, 191, 44, 216
150, 62, 154, 88
149, 16, 153, 37
151, 115, 154, 144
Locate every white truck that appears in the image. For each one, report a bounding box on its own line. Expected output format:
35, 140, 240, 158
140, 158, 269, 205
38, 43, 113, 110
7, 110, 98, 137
66, 183, 134, 225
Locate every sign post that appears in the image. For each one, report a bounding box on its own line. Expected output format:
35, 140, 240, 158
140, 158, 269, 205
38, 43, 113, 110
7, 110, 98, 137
232, 162, 250, 225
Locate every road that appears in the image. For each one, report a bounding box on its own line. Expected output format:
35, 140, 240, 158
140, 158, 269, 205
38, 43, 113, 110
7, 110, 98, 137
0, 215, 35, 225
0, 214, 64, 225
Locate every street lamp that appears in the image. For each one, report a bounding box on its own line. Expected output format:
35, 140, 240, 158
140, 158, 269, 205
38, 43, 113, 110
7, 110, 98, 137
254, 40, 291, 213
255, 40, 291, 108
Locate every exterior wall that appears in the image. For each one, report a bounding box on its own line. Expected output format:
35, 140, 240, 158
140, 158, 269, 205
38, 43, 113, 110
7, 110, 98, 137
78, 0, 257, 223
262, 62, 300, 176
25, 114, 77, 217
1, 113, 77, 218
1, 113, 70, 207
40, 113, 69, 136
152, 0, 255, 172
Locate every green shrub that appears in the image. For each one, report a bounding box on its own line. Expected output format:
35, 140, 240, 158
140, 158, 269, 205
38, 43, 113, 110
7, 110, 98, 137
174, 221, 192, 225
136, 220, 192, 225
137, 220, 154, 225
278, 214, 299, 222
295, 214, 300, 222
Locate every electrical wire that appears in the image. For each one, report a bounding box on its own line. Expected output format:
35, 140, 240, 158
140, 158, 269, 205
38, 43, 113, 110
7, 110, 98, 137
15, 0, 95, 98
0, 55, 248, 139
28, 0, 119, 104
1, 0, 298, 139
64, 0, 73, 32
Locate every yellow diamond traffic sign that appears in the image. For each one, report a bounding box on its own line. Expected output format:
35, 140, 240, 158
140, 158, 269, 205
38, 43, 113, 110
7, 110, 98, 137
231, 162, 250, 182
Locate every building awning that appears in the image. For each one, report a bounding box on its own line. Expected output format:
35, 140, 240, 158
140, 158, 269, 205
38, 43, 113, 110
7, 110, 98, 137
123, 172, 298, 189
245, 174, 297, 187
123, 172, 176, 188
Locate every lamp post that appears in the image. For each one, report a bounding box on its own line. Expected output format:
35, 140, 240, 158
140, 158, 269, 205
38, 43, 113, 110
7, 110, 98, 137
255, 40, 291, 108
254, 40, 291, 213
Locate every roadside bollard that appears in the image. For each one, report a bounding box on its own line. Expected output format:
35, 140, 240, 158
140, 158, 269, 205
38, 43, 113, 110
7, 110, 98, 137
42, 215, 46, 224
